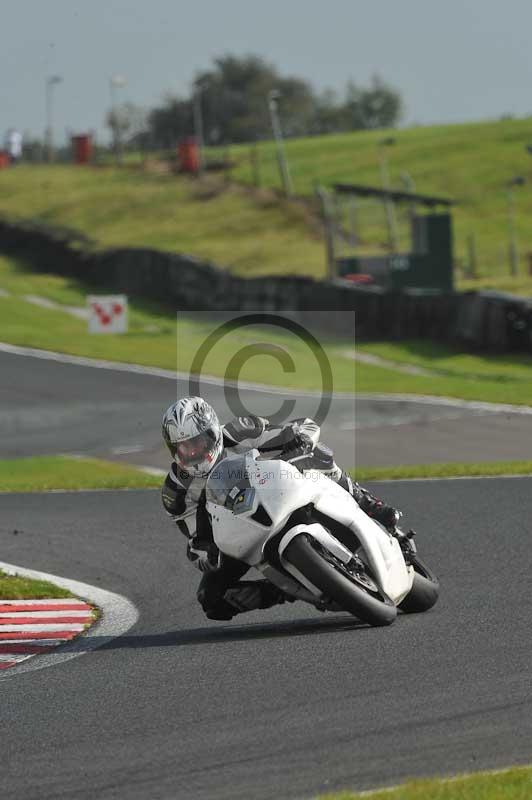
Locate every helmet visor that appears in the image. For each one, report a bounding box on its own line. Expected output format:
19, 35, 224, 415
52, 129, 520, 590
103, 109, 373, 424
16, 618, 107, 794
172, 428, 219, 467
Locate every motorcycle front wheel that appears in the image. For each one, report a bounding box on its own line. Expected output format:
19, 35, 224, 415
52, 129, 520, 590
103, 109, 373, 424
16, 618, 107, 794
283, 533, 397, 627
398, 554, 439, 614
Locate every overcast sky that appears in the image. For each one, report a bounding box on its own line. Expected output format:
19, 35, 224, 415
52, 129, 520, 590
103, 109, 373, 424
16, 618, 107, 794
2, 0, 532, 144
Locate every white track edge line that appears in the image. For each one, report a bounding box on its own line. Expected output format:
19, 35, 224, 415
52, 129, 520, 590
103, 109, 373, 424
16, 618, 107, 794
0, 638, 75, 646
1, 474, 531, 498
0, 623, 85, 632
0, 561, 138, 680
365, 473, 532, 484
0, 598, 89, 605
0, 341, 330, 398
0, 610, 92, 618
353, 763, 531, 797
2, 340, 532, 413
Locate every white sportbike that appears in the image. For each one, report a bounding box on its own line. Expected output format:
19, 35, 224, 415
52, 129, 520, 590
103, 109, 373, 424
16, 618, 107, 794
206, 450, 439, 626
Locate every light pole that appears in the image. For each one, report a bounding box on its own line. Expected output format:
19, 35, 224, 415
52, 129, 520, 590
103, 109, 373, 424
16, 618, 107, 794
109, 74, 126, 165
378, 137, 396, 189
268, 89, 293, 196
400, 171, 416, 193
400, 171, 416, 224
45, 75, 62, 163
378, 137, 398, 252
193, 81, 206, 176
507, 175, 525, 277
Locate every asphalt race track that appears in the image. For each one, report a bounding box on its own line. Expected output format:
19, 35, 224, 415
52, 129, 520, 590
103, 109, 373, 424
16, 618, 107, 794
2, 347, 532, 798
2, 480, 532, 799
3, 347, 532, 468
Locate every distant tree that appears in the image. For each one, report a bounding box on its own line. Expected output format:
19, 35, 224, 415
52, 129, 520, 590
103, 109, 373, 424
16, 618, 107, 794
21, 135, 44, 163
144, 56, 404, 148
275, 76, 315, 137
146, 95, 193, 149
106, 102, 149, 149
339, 77, 402, 131
341, 81, 367, 131
357, 75, 403, 129
311, 89, 345, 134
192, 54, 315, 143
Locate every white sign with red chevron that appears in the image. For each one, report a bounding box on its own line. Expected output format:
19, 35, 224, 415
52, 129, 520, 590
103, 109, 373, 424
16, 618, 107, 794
88, 295, 128, 334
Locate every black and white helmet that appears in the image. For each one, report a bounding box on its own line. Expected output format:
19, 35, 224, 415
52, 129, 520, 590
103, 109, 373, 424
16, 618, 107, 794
162, 397, 223, 478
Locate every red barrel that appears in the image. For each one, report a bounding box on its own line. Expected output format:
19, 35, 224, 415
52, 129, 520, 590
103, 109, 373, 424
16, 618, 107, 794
178, 137, 200, 174
71, 134, 93, 164
0, 151, 10, 169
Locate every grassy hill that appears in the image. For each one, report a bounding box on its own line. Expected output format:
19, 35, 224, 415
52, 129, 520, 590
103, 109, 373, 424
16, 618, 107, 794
2, 117, 532, 291
217, 117, 532, 288
0, 165, 324, 278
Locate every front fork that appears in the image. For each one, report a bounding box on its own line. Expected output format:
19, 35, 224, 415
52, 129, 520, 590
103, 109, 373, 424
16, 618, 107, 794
394, 527, 418, 564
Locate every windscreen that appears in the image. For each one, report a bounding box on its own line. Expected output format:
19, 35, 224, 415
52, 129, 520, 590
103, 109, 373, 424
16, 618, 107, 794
206, 455, 253, 509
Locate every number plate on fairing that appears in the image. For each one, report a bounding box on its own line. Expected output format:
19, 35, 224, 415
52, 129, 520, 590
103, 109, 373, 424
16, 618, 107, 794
229, 487, 256, 515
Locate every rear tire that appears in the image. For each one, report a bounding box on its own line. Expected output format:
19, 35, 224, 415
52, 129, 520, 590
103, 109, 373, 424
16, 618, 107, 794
399, 555, 439, 614
283, 534, 397, 627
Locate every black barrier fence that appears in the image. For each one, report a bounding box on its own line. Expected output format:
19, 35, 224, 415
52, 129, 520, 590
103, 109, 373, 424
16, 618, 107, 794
0, 217, 531, 354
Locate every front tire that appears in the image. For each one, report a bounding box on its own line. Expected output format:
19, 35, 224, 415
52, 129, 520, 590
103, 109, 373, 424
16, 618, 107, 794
283, 534, 397, 627
399, 555, 439, 614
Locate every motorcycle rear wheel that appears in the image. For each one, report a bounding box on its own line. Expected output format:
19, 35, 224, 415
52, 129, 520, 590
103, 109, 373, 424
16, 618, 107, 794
283, 533, 397, 627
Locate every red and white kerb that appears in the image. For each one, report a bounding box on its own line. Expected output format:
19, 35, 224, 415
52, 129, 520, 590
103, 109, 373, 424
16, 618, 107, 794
0, 598, 95, 671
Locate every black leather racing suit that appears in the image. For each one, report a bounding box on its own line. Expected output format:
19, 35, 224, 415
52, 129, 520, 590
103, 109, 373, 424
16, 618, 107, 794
162, 415, 397, 620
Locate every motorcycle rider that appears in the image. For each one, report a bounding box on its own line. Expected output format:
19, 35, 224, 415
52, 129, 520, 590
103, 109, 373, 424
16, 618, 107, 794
161, 396, 401, 621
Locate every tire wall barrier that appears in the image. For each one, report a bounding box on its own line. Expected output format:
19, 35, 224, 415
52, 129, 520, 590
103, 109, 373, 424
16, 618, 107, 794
1, 217, 531, 353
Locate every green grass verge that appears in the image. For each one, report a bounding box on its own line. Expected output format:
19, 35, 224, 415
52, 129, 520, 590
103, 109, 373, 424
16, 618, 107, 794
0, 570, 75, 600
2, 454, 531, 496
353, 339, 532, 382
320, 766, 532, 799
2, 255, 532, 404
0, 456, 161, 492
350, 460, 532, 481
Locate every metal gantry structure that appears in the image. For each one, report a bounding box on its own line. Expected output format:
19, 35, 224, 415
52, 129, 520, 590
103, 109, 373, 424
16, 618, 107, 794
318, 182, 455, 291
45, 75, 62, 163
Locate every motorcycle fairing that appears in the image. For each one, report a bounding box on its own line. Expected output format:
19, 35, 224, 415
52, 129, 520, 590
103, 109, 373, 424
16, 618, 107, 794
206, 451, 413, 605
207, 452, 318, 563
312, 478, 413, 603
278, 522, 355, 596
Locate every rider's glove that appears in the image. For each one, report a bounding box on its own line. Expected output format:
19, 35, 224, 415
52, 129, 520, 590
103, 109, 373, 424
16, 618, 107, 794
373, 504, 402, 532
186, 541, 219, 572
289, 430, 315, 456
